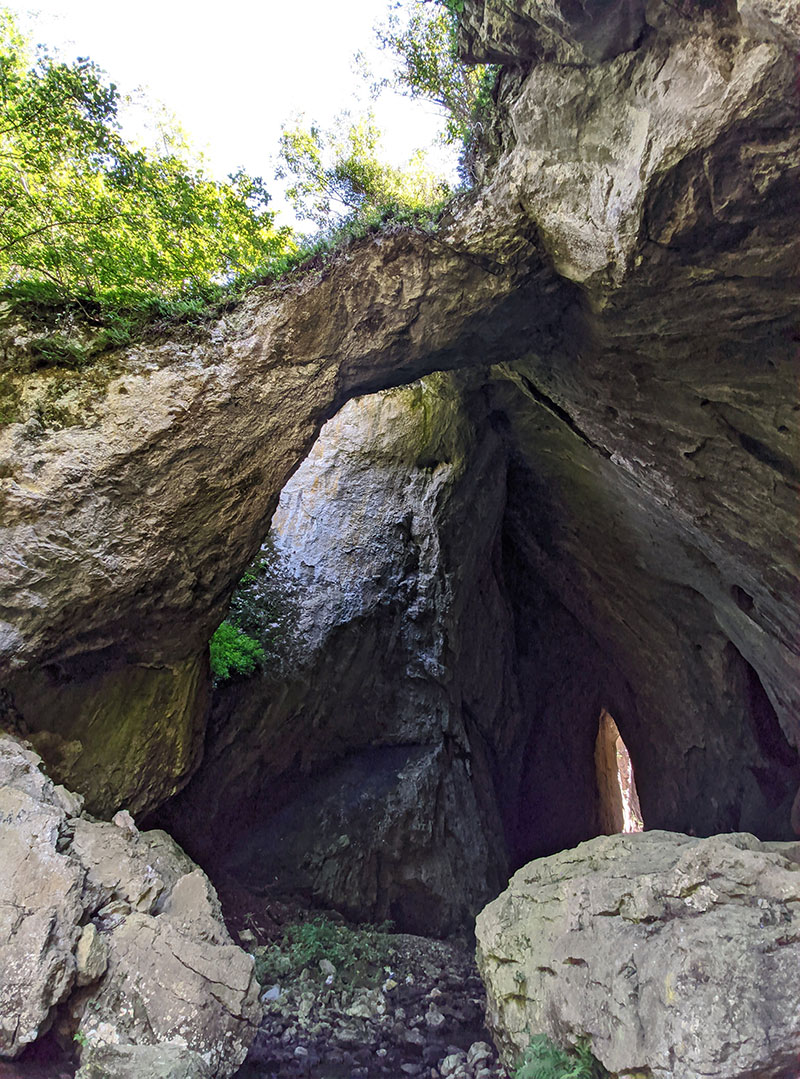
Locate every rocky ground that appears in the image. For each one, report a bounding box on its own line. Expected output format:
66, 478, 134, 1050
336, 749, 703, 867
0, 721, 508, 1079
1, 890, 509, 1079
221, 883, 510, 1079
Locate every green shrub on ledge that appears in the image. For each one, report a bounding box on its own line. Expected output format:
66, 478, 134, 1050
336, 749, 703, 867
208, 620, 265, 684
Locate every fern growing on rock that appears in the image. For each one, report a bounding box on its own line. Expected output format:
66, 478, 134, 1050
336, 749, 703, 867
515, 1036, 610, 1079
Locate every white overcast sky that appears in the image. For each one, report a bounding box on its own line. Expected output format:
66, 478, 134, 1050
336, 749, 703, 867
9, 0, 456, 227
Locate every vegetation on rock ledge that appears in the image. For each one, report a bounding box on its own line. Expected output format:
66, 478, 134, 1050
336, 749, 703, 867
209, 538, 301, 685
208, 622, 265, 685
515, 1036, 610, 1079
0, 0, 498, 388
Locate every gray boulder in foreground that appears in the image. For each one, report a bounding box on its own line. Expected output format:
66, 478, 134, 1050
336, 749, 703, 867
0, 733, 260, 1075
476, 831, 800, 1079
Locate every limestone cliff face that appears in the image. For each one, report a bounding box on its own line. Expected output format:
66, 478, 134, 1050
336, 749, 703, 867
159, 373, 514, 935
0, 231, 558, 813
0, 0, 798, 889
157, 371, 658, 931
461, 0, 800, 838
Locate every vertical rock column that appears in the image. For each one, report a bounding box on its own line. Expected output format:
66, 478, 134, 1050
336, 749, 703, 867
159, 373, 516, 935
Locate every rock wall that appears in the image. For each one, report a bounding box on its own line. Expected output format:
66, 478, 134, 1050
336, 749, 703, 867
0, 0, 798, 915
465, 0, 800, 841
159, 366, 669, 930
157, 373, 514, 935
494, 361, 800, 840
0, 226, 561, 814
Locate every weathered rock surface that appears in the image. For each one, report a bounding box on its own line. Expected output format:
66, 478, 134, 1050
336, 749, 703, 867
460, 0, 650, 65
0, 224, 553, 814
10, 654, 209, 817
470, 0, 800, 842
159, 374, 512, 935
1, 0, 799, 877
0, 733, 260, 1074
0, 736, 84, 1057
476, 830, 800, 1079
76, 1043, 213, 1079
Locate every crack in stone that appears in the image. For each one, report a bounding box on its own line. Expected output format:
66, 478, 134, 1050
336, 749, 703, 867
517, 373, 613, 459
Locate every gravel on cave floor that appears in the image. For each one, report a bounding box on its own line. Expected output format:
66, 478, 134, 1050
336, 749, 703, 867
0, 885, 511, 1079
220, 884, 510, 1079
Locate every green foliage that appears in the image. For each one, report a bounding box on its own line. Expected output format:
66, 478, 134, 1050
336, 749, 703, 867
226, 537, 301, 668
208, 537, 301, 685
26, 333, 89, 368
515, 1036, 610, 1079
0, 277, 227, 378
208, 621, 265, 684
253, 916, 398, 989
278, 111, 450, 230
374, 1, 498, 152
0, 10, 292, 302
0, 4, 476, 358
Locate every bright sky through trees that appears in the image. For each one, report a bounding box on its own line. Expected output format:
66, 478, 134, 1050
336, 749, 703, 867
8, 0, 456, 227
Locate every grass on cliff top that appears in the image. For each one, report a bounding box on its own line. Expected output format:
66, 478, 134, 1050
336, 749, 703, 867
0, 199, 447, 377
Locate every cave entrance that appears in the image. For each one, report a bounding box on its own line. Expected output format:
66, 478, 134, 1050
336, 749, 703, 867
595, 709, 644, 834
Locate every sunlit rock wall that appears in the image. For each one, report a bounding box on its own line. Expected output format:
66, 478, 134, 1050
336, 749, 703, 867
159, 374, 515, 935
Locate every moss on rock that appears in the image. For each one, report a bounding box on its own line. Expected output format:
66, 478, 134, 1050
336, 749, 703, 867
9, 653, 209, 817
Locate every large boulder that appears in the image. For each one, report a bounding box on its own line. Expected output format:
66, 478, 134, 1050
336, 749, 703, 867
0, 736, 84, 1056
476, 830, 800, 1078
0, 734, 260, 1075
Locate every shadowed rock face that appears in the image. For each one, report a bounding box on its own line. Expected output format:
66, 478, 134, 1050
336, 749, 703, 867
155, 374, 514, 936
459, 0, 651, 65
0, 0, 798, 898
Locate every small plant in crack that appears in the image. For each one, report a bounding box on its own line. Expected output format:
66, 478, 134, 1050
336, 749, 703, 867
209, 534, 303, 685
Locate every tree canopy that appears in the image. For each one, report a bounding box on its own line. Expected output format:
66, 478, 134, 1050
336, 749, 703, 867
277, 0, 497, 230
0, 0, 493, 307
0, 9, 292, 302
375, 0, 495, 148
278, 111, 450, 229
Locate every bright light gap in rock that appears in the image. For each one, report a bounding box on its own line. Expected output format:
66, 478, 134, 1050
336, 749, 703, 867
595, 709, 644, 835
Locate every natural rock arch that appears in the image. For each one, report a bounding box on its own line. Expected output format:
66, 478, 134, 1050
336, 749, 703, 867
0, 0, 798, 861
